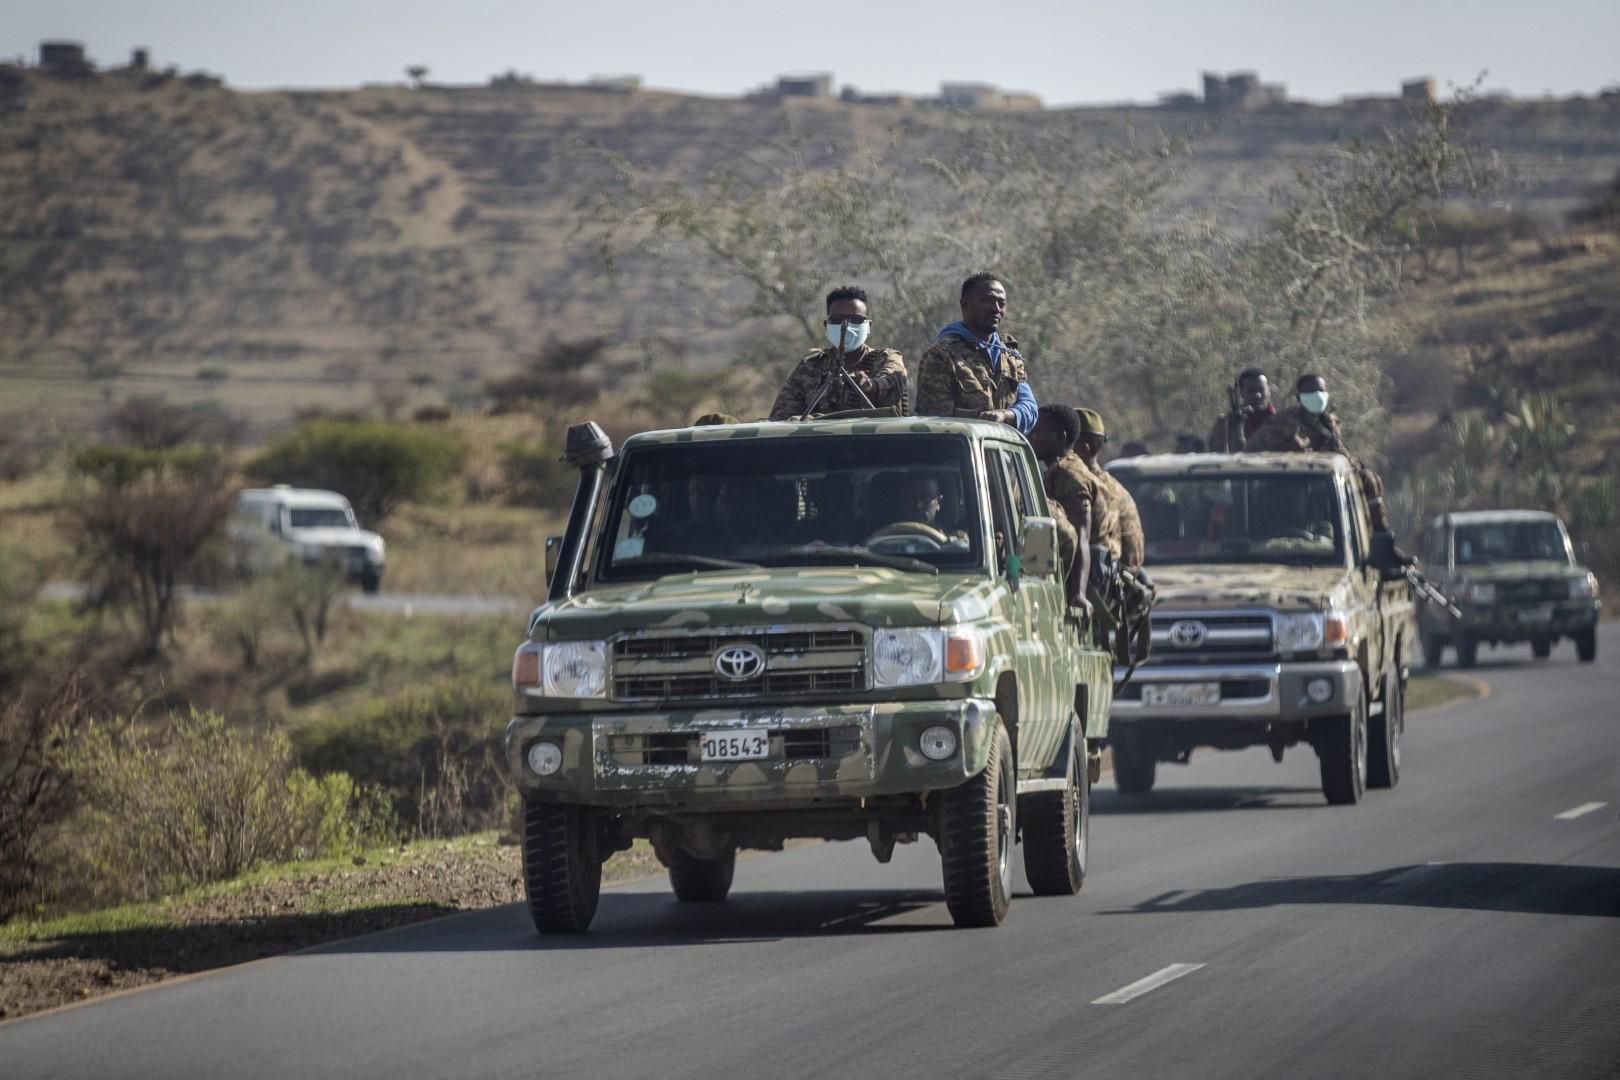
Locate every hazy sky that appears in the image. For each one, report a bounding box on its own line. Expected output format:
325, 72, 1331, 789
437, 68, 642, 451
9, 0, 1620, 105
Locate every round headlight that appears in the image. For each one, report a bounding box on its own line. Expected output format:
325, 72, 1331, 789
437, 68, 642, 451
1277, 613, 1325, 653
919, 725, 958, 761
1305, 677, 1334, 704
873, 629, 944, 687
543, 641, 607, 698
526, 740, 563, 776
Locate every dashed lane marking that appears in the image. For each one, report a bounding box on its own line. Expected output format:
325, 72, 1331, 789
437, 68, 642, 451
1091, 963, 1206, 1005
1554, 801, 1608, 821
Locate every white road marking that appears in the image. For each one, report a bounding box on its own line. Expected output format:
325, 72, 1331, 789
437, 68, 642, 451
1092, 963, 1205, 1005
1554, 801, 1608, 821
1380, 863, 1445, 886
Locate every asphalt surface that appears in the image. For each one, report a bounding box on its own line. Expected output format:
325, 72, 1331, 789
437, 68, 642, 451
5, 625, 1617, 1080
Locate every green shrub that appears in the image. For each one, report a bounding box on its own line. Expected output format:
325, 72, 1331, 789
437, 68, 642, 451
498, 441, 575, 509
63, 710, 395, 904
246, 419, 464, 523
295, 677, 511, 840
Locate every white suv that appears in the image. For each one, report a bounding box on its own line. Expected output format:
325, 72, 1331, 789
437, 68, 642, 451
228, 486, 387, 593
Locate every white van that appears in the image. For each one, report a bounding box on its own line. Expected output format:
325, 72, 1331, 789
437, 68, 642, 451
228, 486, 387, 593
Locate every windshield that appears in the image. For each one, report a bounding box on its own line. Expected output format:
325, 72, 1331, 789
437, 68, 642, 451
288, 507, 354, 529
1112, 470, 1346, 566
1454, 521, 1570, 565
597, 435, 983, 581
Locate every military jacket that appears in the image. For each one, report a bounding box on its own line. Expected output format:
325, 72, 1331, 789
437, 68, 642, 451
915, 334, 1028, 419
1096, 466, 1145, 569
1246, 405, 1348, 455
768, 346, 907, 421
1043, 450, 1101, 542
1086, 459, 1123, 560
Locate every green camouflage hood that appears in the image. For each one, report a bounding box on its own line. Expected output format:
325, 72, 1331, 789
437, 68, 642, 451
1147, 562, 1350, 612
537, 567, 997, 640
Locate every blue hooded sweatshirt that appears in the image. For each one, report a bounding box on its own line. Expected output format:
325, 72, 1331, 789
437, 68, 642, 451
932, 321, 1038, 434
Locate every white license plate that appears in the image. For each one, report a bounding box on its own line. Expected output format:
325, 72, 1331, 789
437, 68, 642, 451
1517, 606, 1553, 624
699, 729, 771, 762
1142, 682, 1221, 708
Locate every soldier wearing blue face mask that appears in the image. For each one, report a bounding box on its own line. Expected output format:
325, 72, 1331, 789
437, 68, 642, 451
1249, 373, 1398, 536
768, 285, 908, 420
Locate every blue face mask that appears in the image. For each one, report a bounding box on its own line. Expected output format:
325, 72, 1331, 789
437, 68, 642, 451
825, 320, 870, 353
1299, 391, 1330, 415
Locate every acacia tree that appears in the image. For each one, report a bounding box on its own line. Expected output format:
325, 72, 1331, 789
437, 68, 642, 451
65, 445, 236, 657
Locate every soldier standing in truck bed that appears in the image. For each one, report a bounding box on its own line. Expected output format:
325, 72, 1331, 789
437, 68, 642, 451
1207, 367, 1278, 453
1247, 372, 1395, 533
1029, 404, 1098, 613
768, 285, 908, 420
914, 272, 1038, 432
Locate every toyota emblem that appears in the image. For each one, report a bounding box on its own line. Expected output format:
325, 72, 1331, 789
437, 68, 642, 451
1168, 620, 1208, 648
713, 643, 767, 682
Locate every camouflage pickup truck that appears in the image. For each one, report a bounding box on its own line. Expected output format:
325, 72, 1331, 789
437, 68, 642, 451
1105, 453, 1417, 805
1416, 509, 1600, 667
507, 417, 1114, 931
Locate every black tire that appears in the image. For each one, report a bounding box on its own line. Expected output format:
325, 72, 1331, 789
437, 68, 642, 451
360, 569, 382, 594
1531, 637, 1552, 660
667, 848, 736, 902
1319, 695, 1368, 806
1421, 633, 1445, 669
939, 720, 1015, 928
1575, 628, 1596, 662
1022, 731, 1090, 897
1367, 670, 1403, 790
1454, 633, 1478, 669
521, 798, 602, 933
1111, 735, 1157, 795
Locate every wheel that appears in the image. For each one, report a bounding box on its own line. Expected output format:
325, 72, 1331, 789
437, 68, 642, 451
939, 720, 1015, 927
667, 848, 736, 902
521, 798, 602, 933
1454, 632, 1478, 669
1576, 627, 1597, 663
1110, 734, 1157, 794
1022, 729, 1090, 896
1531, 637, 1552, 660
360, 568, 382, 594
1421, 633, 1445, 669
1367, 669, 1403, 790
1319, 695, 1368, 806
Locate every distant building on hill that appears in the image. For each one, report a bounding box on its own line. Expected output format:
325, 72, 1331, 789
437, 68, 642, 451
1402, 77, 1436, 104
1202, 70, 1286, 108
938, 82, 1042, 110
38, 40, 92, 78
776, 73, 833, 98
585, 74, 641, 92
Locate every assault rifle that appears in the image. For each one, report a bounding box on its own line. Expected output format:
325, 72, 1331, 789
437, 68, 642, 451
1370, 532, 1461, 619
1401, 564, 1462, 620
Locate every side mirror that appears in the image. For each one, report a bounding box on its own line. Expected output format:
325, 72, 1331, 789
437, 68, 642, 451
1018, 517, 1060, 579
545, 535, 563, 585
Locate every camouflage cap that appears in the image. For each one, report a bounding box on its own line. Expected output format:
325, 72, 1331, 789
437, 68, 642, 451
1077, 408, 1106, 437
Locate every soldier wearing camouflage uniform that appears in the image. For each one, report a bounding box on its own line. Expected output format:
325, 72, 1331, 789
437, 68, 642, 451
1247, 373, 1394, 533
769, 285, 907, 421
1073, 409, 1122, 561
914, 272, 1038, 433
1029, 404, 1097, 613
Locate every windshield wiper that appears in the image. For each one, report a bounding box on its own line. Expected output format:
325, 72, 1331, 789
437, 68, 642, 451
617, 553, 762, 571
788, 546, 940, 575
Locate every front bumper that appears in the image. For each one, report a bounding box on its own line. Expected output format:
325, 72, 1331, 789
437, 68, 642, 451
1110, 659, 1363, 723
505, 698, 999, 808
1449, 600, 1599, 641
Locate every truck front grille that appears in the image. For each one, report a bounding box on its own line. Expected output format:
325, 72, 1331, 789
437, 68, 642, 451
1496, 579, 1566, 604
1149, 611, 1274, 662
610, 626, 868, 702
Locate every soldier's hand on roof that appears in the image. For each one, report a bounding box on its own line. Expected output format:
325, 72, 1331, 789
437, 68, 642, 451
979, 409, 1016, 425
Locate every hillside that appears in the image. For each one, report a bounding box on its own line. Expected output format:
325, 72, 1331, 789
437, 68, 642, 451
4, 69, 1620, 431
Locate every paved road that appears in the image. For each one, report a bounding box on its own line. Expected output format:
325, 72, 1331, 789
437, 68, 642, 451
5, 627, 1617, 1079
